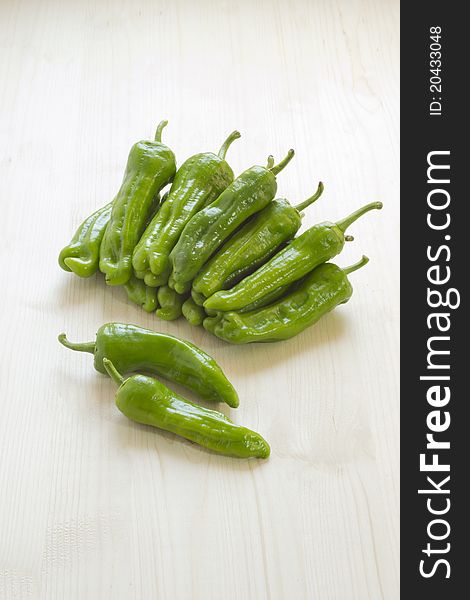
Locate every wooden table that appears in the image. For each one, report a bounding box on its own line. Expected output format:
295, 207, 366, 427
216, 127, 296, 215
0, 1, 399, 598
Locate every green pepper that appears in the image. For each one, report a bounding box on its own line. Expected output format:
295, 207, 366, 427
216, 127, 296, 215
142, 271, 162, 288
58, 322, 239, 407
203, 282, 292, 327
103, 359, 269, 459
182, 297, 206, 326
132, 131, 241, 287
126, 192, 168, 287
60, 185, 163, 280
192, 181, 324, 301
191, 289, 207, 307
167, 271, 191, 294
202, 282, 293, 319
59, 201, 113, 277
204, 256, 369, 343
99, 121, 176, 286
156, 286, 188, 321
123, 275, 158, 313
170, 149, 295, 294
204, 201, 382, 312
239, 282, 292, 313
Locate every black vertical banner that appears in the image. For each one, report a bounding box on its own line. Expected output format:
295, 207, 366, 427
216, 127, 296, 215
401, 3, 467, 597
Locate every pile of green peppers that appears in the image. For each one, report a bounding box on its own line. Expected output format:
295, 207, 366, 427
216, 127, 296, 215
59, 121, 383, 344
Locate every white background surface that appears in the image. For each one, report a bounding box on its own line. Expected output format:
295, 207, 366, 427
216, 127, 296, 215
0, 1, 399, 598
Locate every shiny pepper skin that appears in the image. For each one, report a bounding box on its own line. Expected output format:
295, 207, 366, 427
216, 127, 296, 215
192, 182, 324, 301
59, 185, 162, 280
58, 322, 239, 407
99, 121, 176, 286
203, 256, 369, 344
204, 201, 382, 313
156, 286, 188, 321
132, 131, 241, 287
182, 297, 206, 326
170, 150, 295, 294
123, 274, 158, 313
103, 359, 270, 459
59, 200, 113, 277
201, 282, 292, 318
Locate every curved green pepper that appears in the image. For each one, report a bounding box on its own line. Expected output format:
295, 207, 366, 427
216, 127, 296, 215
99, 121, 176, 286
203, 282, 292, 326
167, 271, 192, 295
141, 270, 163, 288
132, 190, 170, 283
239, 282, 292, 313
170, 150, 295, 294
191, 289, 207, 307
59, 201, 113, 277
123, 275, 158, 313
132, 131, 240, 287
58, 323, 239, 407
192, 181, 324, 301
204, 201, 382, 312
202, 283, 293, 319
103, 359, 269, 458
156, 286, 188, 321
60, 186, 163, 280
204, 256, 369, 343
182, 297, 206, 326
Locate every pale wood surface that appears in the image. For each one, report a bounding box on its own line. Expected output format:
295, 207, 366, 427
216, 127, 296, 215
0, 1, 399, 598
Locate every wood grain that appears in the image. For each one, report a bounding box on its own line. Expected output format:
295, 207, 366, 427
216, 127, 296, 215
0, 0, 399, 598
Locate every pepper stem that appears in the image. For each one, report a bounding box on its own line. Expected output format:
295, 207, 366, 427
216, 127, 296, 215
58, 333, 95, 354
266, 155, 275, 169
218, 130, 241, 159
102, 358, 125, 386
343, 255, 369, 275
336, 201, 383, 233
294, 181, 324, 212
270, 149, 295, 176
155, 120, 168, 142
